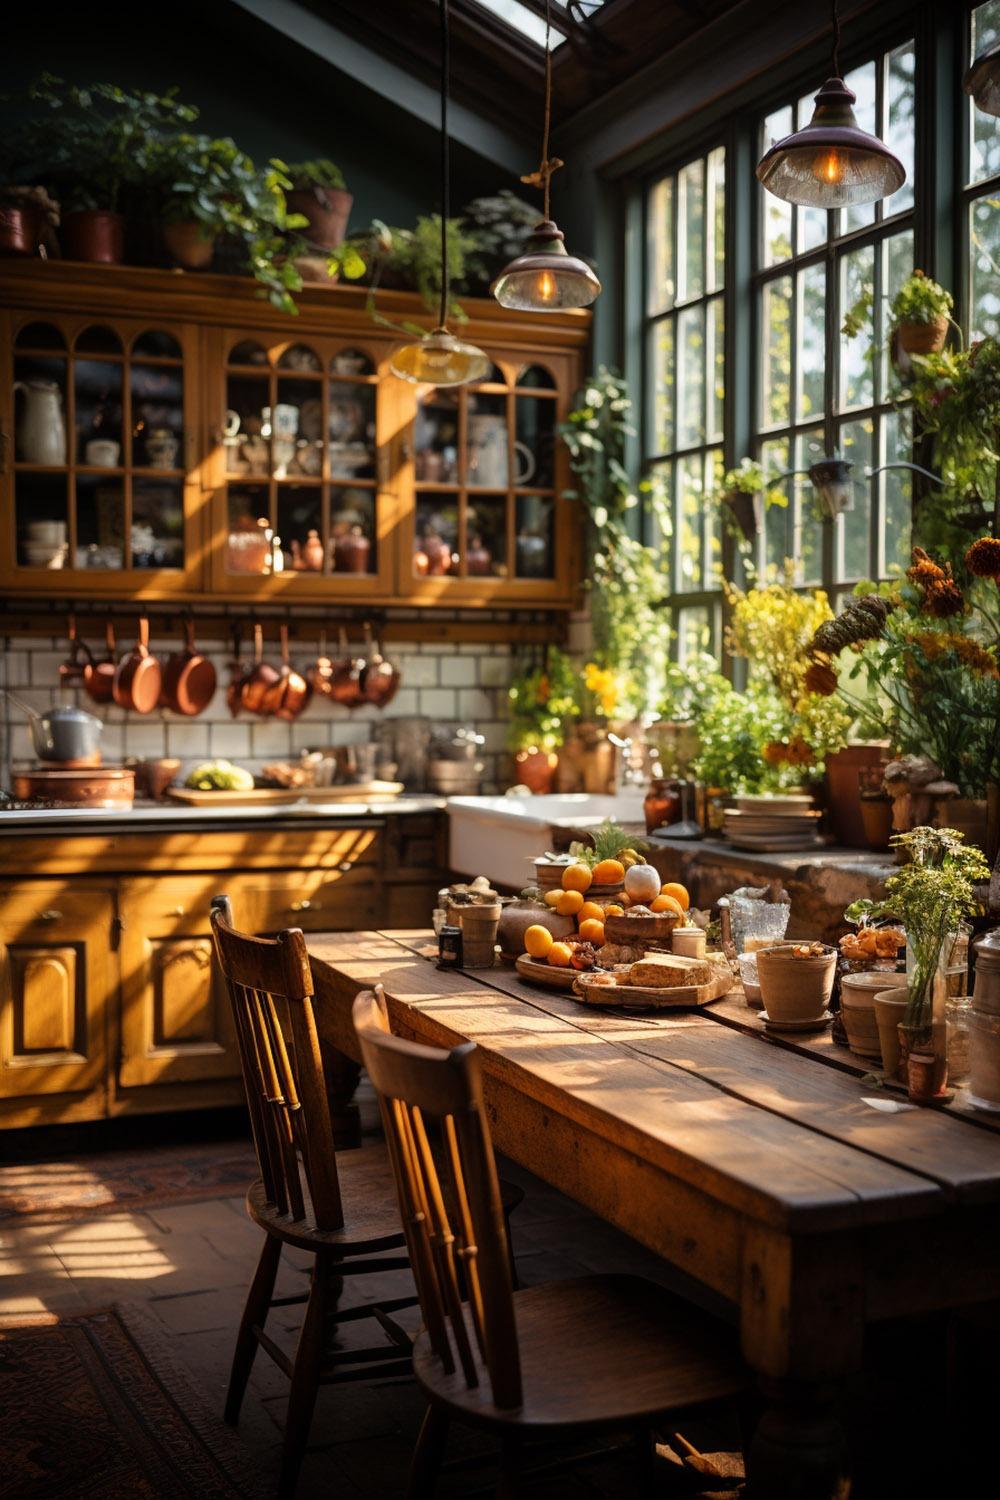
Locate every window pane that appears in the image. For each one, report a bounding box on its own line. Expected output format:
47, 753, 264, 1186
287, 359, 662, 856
649, 316, 675, 453
761, 106, 793, 267
707, 146, 726, 293
795, 429, 825, 585
971, 2, 1000, 183
705, 448, 724, 586
838, 418, 873, 580
677, 453, 704, 591
677, 304, 706, 448
677, 606, 712, 664
881, 228, 914, 393
881, 408, 913, 575
840, 243, 875, 411
886, 42, 915, 213
797, 263, 826, 421
647, 176, 675, 314
760, 436, 790, 576
677, 158, 705, 302
970, 192, 1000, 340
843, 62, 878, 233
795, 93, 828, 252
761, 275, 792, 427
707, 297, 725, 442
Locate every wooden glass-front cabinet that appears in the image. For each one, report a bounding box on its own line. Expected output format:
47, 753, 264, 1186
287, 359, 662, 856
0, 261, 588, 607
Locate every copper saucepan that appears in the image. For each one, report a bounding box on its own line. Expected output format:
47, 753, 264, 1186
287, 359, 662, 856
226, 622, 245, 718
329, 625, 367, 709
60, 614, 95, 691
306, 630, 336, 699
260, 624, 312, 721
85, 620, 118, 705
240, 623, 280, 717
161, 617, 217, 716
113, 617, 162, 714
360, 622, 401, 709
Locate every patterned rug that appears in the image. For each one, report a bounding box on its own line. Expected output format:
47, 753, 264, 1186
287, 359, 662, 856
0, 1141, 257, 1221
0, 1306, 263, 1498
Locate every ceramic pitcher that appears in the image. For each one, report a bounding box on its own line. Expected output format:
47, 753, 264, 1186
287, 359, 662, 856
14, 379, 66, 465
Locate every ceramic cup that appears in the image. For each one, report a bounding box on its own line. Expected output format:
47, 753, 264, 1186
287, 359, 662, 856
262, 403, 299, 439
86, 438, 121, 468
28, 520, 67, 544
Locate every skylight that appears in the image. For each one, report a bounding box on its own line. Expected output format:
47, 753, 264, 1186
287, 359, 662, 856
473, 1, 566, 49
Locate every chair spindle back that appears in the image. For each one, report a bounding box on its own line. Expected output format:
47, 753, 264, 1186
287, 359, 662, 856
352, 985, 522, 1409
210, 894, 344, 1231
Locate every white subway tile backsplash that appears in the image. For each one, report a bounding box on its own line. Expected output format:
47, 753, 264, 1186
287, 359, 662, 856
165, 723, 211, 758
1, 652, 30, 687
419, 688, 457, 720
457, 688, 495, 721
120, 721, 171, 757
440, 657, 477, 687
480, 653, 512, 687
251, 721, 295, 757
28, 651, 70, 685
395, 654, 438, 687
208, 723, 253, 759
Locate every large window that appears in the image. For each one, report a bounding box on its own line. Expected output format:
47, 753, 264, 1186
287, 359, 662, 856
966, 2, 1000, 338
644, 146, 726, 661
754, 40, 916, 604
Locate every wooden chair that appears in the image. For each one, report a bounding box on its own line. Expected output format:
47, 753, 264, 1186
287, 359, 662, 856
353, 985, 750, 1498
210, 895, 417, 1498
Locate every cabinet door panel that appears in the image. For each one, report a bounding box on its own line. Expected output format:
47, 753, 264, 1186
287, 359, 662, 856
0, 885, 112, 1103
118, 877, 239, 1089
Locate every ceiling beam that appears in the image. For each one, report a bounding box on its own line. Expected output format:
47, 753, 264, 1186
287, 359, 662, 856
229, 0, 529, 175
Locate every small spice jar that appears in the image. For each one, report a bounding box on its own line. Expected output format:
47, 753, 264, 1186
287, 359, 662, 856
438, 924, 463, 970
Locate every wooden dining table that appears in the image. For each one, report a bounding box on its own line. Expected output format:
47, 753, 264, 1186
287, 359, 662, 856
309, 929, 1000, 1498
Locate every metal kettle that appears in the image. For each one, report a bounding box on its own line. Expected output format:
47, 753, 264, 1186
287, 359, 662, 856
3, 692, 103, 762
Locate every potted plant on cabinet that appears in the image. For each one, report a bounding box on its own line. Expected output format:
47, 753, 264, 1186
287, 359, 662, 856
507, 649, 578, 794
848, 826, 988, 1102
0, 184, 58, 257
285, 159, 353, 250
890, 269, 955, 359
150, 132, 251, 270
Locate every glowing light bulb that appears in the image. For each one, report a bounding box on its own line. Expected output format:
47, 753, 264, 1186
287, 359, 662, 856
813, 149, 845, 185
535, 269, 557, 304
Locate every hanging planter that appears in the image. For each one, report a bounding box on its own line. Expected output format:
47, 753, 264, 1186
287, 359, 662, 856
722, 487, 763, 542
889, 271, 954, 367
896, 315, 949, 358
716, 459, 778, 543
809, 458, 854, 519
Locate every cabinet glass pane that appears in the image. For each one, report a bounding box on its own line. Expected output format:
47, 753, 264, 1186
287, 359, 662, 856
277, 344, 321, 372
133, 479, 185, 569
415, 495, 459, 576
229, 339, 268, 366
225, 375, 269, 476
75, 358, 123, 466
76, 325, 121, 355
515, 495, 554, 578
277, 488, 323, 572
329, 385, 375, 479
466, 392, 508, 487
15, 472, 68, 567
132, 363, 183, 470
13, 356, 68, 465
331, 348, 375, 377
331, 487, 376, 574
132, 329, 181, 360
516, 364, 555, 390
15, 321, 65, 350
75, 474, 124, 568
227, 487, 272, 575
415, 392, 459, 483
467, 495, 508, 577
515, 396, 554, 487
272, 378, 318, 479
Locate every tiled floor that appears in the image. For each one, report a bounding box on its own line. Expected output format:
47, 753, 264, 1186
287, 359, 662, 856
0, 1123, 744, 1498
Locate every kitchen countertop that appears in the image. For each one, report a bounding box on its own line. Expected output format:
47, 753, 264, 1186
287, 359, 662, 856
0, 793, 446, 833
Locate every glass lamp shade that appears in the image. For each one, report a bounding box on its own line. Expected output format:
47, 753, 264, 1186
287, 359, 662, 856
389, 326, 491, 387
756, 77, 906, 207
491, 220, 601, 311
965, 41, 1000, 116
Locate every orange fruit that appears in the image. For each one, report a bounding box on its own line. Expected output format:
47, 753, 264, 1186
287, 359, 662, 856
544, 889, 563, 908
524, 924, 554, 959
660, 881, 690, 911
561, 862, 593, 893
556, 889, 585, 916
547, 942, 573, 968
617, 892, 632, 908
578, 901, 605, 924
578, 917, 605, 945
604, 903, 625, 917
592, 858, 625, 886
651, 893, 684, 915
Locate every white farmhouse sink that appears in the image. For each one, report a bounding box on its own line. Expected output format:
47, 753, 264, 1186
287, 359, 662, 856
447, 793, 647, 889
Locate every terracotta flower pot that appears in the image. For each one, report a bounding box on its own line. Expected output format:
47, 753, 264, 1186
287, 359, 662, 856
61, 210, 124, 264
860, 795, 893, 852
0, 203, 42, 257
823, 743, 889, 848
515, 748, 558, 794
163, 219, 216, 270
899, 1020, 948, 1102
896, 315, 948, 356
286, 186, 353, 250
839, 971, 890, 1060
757, 943, 836, 1023
946, 797, 990, 856
874, 986, 908, 1078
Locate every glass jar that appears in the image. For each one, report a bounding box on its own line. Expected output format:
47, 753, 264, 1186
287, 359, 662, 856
644, 778, 680, 833
946, 995, 972, 1087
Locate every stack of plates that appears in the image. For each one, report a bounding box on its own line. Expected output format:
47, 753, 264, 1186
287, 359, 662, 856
723, 794, 824, 852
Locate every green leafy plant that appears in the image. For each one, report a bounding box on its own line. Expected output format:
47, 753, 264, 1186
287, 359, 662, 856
847, 826, 988, 1035
688, 677, 801, 794
348, 214, 475, 317
507, 648, 578, 753
890, 269, 953, 328
459, 190, 540, 291
841, 284, 873, 339
559, 368, 672, 718
286, 159, 346, 192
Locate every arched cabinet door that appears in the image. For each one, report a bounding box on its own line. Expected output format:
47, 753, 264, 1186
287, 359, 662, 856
0, 884, 113, 1120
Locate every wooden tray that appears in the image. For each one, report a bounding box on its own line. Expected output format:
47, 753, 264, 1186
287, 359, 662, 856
167, 781, 403, 807
572, 966, 735, 1010
514, 955, 582, 991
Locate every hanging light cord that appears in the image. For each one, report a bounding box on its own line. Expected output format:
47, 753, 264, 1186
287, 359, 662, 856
830, 0, 842, 77
521, 0, 564, 219
439, 0, 450, 329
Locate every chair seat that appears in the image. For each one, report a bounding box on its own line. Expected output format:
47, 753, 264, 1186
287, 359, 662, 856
413, 1274, 747, 1431
247, 1145, 525, 1257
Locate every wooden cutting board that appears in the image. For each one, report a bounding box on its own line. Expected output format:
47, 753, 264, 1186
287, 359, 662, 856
167, 781, 404, 807
572, 965, 735, 1010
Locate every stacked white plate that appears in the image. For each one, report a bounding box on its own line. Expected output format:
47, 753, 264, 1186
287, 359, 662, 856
723, 794, 824, 851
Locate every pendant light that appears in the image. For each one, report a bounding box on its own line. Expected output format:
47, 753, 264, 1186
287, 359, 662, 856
756, 0, 905, 208
390, 0, 489, 386
491, 0, 600, 311
965, 39, 1000, 117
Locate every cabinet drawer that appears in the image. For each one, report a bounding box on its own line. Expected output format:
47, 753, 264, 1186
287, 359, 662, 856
237, 867, 377, 934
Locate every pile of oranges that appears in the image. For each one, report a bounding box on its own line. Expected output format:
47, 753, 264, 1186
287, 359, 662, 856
524, 860, 690, 968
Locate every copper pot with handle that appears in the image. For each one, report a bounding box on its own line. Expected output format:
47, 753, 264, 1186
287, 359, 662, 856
240, 623, 280, 717
160, 617, 217, 716
359, 622, 400, 709
329, 625, 367, 709
306, 629, 336, 699
84, 620, 118, 705
113, 617, 162, 714
260, 624, 312, 721
60, 614, 95, 690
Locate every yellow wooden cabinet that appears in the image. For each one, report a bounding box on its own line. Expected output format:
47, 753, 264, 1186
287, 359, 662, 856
0, 261, 588, 607
0, 882, 114, 1120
